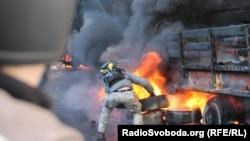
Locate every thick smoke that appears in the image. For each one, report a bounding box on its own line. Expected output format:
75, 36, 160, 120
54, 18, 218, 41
81, 0, 249, 89
68, 0, 250, 69
68, 0, 132, 67
45, 0, 250, 140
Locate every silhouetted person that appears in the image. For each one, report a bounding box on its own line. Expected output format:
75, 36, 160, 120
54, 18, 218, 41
0, 1, 85, 141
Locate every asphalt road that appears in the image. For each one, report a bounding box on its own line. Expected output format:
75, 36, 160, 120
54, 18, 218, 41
43, 68, 132, 141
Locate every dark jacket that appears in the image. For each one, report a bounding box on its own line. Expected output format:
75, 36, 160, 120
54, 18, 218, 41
104, 71, 154, 94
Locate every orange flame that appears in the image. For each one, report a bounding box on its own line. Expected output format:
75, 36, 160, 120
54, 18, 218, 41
133, 52, 166, 99
132, 51, 216, 111
98, 87, 106, 102
65, 54, 72, 62
98, 51, 216, 112
166, 90, 216, 113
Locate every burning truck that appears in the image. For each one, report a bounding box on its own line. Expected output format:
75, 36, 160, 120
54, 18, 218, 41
169, 23, 250, 125
46, 1, 250, 140
166, 24, 250, 125
59, 24, 250, 127
62, 24, 250, 126
112, 23, 250, 126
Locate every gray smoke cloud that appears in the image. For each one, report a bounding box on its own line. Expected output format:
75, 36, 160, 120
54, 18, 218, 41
68, 0, 250, 69
45, 0, 250, 140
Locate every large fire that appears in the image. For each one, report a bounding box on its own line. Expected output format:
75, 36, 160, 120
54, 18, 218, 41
98, 51, 216, 112
132, 51, 216, 112
133, 52, 166, 99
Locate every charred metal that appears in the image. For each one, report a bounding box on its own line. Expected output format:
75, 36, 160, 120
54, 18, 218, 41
166, 24, 250, 125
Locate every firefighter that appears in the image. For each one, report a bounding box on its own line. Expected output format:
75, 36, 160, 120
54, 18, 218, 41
0, 1, 85, 141
97, 61, 155, 141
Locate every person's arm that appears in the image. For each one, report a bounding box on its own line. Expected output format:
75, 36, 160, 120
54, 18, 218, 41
125, 72, 155, 96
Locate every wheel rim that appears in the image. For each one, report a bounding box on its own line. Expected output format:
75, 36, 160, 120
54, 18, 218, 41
203, 102, 221, 125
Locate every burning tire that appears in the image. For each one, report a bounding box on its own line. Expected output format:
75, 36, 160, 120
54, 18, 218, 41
143, 110, 166, 125
139, 95, 168, 111
202, 96, 236, 125
166, 107, 202, 125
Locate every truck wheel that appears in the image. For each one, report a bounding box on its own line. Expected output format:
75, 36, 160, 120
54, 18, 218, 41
143, 109, 166, 125
166, 107, 202, 125
139, 95, 168, 111
202, 96, 236, 125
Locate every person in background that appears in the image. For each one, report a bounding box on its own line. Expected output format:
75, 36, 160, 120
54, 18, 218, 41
97, 61, 155, 141
0, 1, 85, 141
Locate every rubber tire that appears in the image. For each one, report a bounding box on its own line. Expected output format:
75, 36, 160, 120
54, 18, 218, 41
203, 96, 236, 125
139, 95, 168, 111
143, 110, 166, 125
166, 107, 202, 125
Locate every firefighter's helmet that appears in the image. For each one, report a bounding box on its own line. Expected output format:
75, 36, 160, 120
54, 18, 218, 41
99, 61, 118, 76
99, 61, 126, 86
